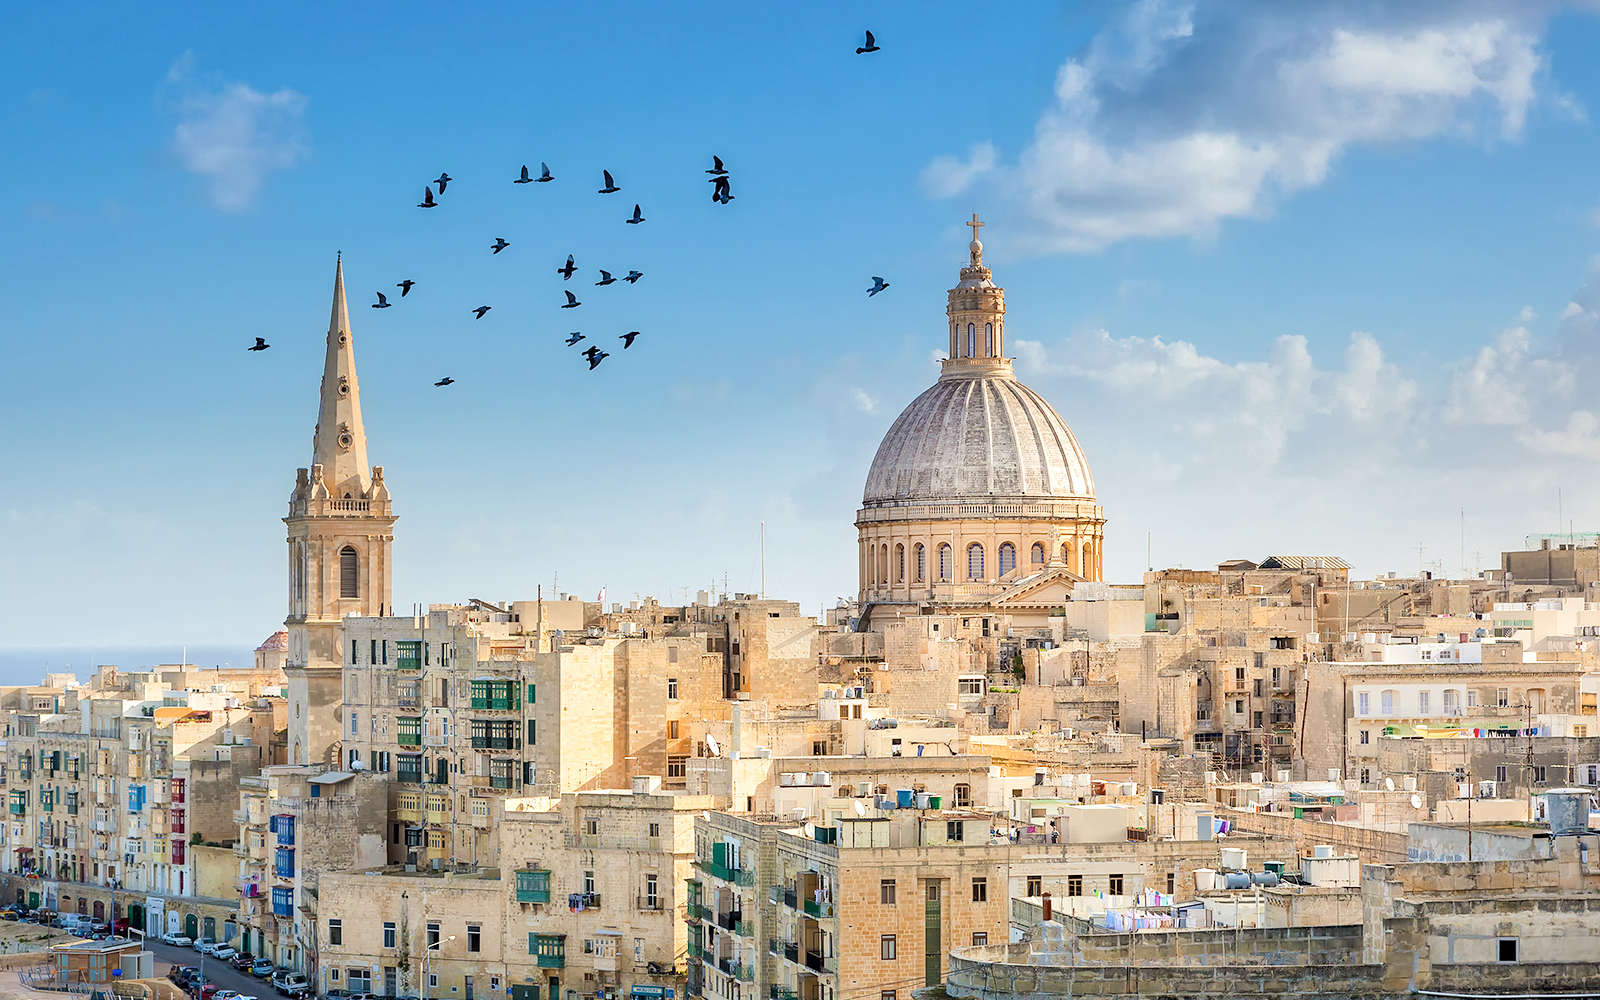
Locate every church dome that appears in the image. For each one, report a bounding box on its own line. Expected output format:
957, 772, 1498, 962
862, 366, 1095, 506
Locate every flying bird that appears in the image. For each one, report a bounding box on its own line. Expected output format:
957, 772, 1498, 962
473, 305, 492, 319
856, 30, 879, 54
558, 255, 577, 279
595, 270, 617, 286
397, 279, 415, 297
598, 170, 620, 194
620, 331, 640, 349
565, 333, 586, 346
626, 204, 645, 224
491, 238, 510, 254
536, 162, 554, 182
706, 155, 727, 176
434, 377, 455, 387
711, 176, 734, 203
435, 172, 452, 194
418, 186, 437, 208
587, 351, 610, 370
868, 276, 890, 296
372, 292, 392, 309
514, 165, 534, 184
562, 291, 581, 308
247, 337, 270, 352
583, 345, 601, 358
623, 270, 643, 284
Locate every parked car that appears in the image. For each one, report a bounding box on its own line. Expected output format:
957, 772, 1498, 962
214, 947, 238, 961
215, 991, 242, 1000
270, 972, 308, 996
168, 966, 198, 986
231, 953, 255, 971
164, 933, 194, 947
0, 910, 19, 921
347, 992, 384, 1000
194, 936, 218, 953
325, 991, 351, 999
251, 960, 275, 979
186, 974, 212, 992
194, 985, 223, 1000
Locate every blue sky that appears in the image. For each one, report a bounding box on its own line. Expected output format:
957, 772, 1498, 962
6, 2, 1600, 668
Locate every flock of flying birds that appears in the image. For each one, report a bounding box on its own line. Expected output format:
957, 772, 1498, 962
245, 30, 891, 384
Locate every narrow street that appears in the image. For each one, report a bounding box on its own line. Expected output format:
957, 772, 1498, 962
142, 939, 274, 999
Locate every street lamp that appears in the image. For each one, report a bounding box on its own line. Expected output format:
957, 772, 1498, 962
424, 935, 455, 1000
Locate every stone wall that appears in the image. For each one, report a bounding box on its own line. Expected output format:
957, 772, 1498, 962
947, 952, 1403, 1000
1225, 810, 1409, 865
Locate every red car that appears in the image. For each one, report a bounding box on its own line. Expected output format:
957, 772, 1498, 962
195, 985, 223, 1000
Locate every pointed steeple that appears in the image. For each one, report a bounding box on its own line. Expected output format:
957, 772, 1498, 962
311, 255, 371, 499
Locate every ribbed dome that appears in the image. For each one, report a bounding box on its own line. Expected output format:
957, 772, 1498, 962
863, 369, 1095, 505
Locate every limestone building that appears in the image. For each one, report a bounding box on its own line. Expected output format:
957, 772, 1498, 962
857, 218, 1105, 622
285, 257, 398, 768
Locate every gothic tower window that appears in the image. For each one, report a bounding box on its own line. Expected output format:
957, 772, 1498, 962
1031, 542, 1045, 565
914, 544, 926, 582
938, 544, 953, 582
881, 544, 889, 586
967, 543, 985, 581
985, 323, 994, 357
966, 323, 975, 358
1062, 542, 1072, 568
895, 544, 905, 583
340, 546, 359, 598
998, 543, 1016, 576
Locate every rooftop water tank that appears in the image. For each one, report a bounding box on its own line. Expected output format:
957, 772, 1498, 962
1194, 868, 1218, 891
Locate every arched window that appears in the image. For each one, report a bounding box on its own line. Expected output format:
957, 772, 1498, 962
1031, 542, 1045, 565
880, 544, 889, 586
938, 544, 953, 582
1082, 541, 1094, 578
1442, 689, 1461, 715
967, 543, 985, 581
1380, 689, 1397, 716
967, 323, 975, 357
985, 322, 994, 357
339, 546, 359, 598
895, 544, 905, 583
953, 782, 972, 807
1062, 542, 1073, 571
998, 542, 1016, 576
915, 544, 926, 582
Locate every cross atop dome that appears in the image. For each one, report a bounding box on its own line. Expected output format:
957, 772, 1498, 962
967, 213, 984, 264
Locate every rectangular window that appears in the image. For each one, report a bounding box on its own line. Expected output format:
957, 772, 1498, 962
880, 879, 896, 904
971, 877, 987, 902
1418, 691, 1430, 714
1025, 875, 1041, 897
1108, 874, 1124, 896
351, 712, 359, 736
1068, 875, 1082, 897
1235, 667, 1246, 682
1357, 692, 1370, 716
1533, 765, 1546, 783
527, 719, 537, 745
384, 923, 396, 949
645, 874, 658, 907
331, 971, 340, 983
813, 740, 827, 756
958, 677, 984, 696
668, 678, 678, 700
667, 720, 679, 740
1498, 939, 1518, 963
1253, 678, 1263, 697
585, 818, 599, 836
1498, 688, 1509, 707
1271, 666, 1281, 688
946, 820, 964, 842
880, 935, 897, 960
467, 924, 481, 953
427, 923, 440, 948
329, 919, 342, 946
667, 756, 687, 778
1497, 765, 1507, 783
1360, 730, 1370, 745
971, 933, 987, 946
1467, 690, 1478, 708
584, 871, 596, 894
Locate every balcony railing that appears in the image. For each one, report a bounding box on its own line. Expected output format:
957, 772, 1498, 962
637, 895, 664, 911
769, 939, 799, 964
696, 858, 754, 887
770, 886, 798, 909
397, 734, 422, 747
470, 737, 518, 750
715, 910, 743, 931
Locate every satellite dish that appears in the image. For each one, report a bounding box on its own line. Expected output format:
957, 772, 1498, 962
853, 800, 867, 817
1410, 794, 1423, 809
1384, 777, 1395, 792
705, 733, 721, 757
804, 823, 815, 839
701, 811, 711, 822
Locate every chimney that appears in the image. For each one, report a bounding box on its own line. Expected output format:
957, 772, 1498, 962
1041, 891, 1052, 922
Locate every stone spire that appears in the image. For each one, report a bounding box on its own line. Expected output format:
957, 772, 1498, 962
310, 255, 371, 499
945, 214, 1008, 369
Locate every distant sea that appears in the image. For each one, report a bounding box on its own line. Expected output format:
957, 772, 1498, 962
0, 645, 258, 686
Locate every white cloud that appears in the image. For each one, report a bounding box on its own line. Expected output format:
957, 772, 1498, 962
919, 142, 997, 198
165, 54, 308, 211
927, 1, 1557, 252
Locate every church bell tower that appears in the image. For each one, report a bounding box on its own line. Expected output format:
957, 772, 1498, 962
284, 256, 397, 766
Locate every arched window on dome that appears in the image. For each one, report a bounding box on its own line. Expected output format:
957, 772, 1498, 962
1082, 541, 1095, 578
1062, 542, 1073, 571
914, 544, 926, 583
1031, 542, 1045, 566
938, 544, 952, 582
967, 323, 975, 358
881, 544, 890, 587
998, 542, 1016, 576
985, 322, 994, 357
894, 544, 905, 584
967, 543, 985, 581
